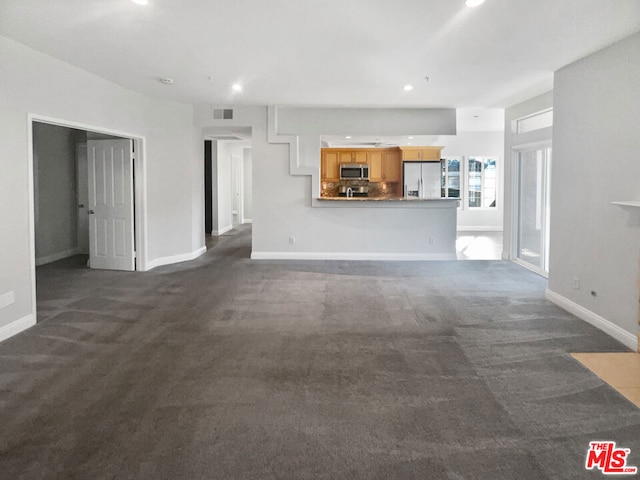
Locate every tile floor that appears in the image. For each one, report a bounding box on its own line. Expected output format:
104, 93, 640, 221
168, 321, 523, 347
572, 352, 640, 408
456, 231, 503, 260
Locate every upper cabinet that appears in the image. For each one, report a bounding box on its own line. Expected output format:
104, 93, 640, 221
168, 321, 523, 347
400, 146, 443, 162
337, 149, 368, 164
368, 150, 384, 181
382, 150, 402, 182
321, 150, 340, 182
320, 146, 438, 182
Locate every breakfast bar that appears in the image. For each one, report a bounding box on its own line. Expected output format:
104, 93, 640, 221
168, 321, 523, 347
313, 197, 460, 208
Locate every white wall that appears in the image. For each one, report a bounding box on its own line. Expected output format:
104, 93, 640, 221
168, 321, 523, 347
195, 106, 459, 259
548, 32, 640, 347
243, 148, 253, 222
0, 35, 202, 338
439, 131, 504, 231
32, 123, 78, 263
277, 108, 457, 136
503, 91, 554, 260
213, 141, 233, 234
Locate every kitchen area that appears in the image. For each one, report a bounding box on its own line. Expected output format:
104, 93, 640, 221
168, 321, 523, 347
319, 146, 457, 202
312, 144, 460, 259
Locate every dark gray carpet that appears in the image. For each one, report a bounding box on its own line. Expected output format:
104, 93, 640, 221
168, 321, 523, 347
1, 224, 638, 479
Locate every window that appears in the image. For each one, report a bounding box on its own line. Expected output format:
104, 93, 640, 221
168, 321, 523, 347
442, 156, 498, 209
468, 157, 497, 208
441, 157, 461, 198
515, 109, 553, 134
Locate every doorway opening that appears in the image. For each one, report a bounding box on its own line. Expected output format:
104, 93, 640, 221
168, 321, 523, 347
28, 115, 147, 321
204, 127, 253, 237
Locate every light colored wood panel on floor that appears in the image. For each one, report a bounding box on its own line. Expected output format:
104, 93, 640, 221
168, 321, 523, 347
572, 352, 640, 407
617, 387, 640, 406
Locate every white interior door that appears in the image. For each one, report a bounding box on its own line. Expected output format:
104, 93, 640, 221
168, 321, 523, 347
87, 139, 135, 271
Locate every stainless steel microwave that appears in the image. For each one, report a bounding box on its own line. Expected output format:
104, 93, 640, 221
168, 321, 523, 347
340, 164, 369, 180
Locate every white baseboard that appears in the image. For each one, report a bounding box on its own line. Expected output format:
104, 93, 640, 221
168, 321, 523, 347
35, 248, 80, 266
545, 289, 638, 351
145, 246, 207, 271
457, 226, 503, 232
213, 225, 233, 236
251, 251, 457, 261
0, 314, 36, 343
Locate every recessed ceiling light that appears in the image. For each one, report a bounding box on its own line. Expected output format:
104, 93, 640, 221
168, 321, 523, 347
465, 0, 485, 7
131, 0, 148, 5
232, 84, 243, 92
408, 136, 414, 139
345, 136, 352, 139
403, 85, 414, 92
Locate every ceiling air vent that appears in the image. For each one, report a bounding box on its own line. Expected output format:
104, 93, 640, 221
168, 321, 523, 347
213, 108, 234, 120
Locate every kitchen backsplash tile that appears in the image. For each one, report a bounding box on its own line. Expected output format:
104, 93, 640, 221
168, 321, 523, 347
320, 181, 400, 198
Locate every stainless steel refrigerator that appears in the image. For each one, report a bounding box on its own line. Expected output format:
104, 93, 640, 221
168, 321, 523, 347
403, 162, 441, 199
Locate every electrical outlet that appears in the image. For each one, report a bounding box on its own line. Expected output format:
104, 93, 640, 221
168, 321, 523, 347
428, 237, 435, 245
572, 277, 580, 290
289, 236, 295, 245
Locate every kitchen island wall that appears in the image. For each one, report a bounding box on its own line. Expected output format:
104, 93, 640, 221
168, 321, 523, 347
195, 105, 458, 260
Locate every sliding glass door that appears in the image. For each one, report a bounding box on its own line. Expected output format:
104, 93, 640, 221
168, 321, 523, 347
515, 145, 551, 275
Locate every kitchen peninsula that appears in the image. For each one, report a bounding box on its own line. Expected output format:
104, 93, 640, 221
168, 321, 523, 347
312, 145, 459, 258
313, 145, 459, 262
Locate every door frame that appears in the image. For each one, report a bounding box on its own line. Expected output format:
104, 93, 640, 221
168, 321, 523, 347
27, 114, 148, 317
510, 140, 552, 277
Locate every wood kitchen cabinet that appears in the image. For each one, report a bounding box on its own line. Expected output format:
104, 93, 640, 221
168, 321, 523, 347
368, 150, 384, 181
400, 146, 443, 162
353, 151, 367, 163
382, 150, 402, 182
338, 151, 354, 164
321, 150, 340, 181
370, 149, 401, 182
337, 150, 368, 164
321, 147, 404, 183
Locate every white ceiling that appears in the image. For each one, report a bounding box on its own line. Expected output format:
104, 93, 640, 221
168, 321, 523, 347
1, 0, 639, 109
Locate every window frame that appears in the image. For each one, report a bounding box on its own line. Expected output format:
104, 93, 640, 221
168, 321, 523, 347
513, 108, 553, 135
467, 156, 498, 209
441, 156, 462, 201
441, 155, 499, 211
